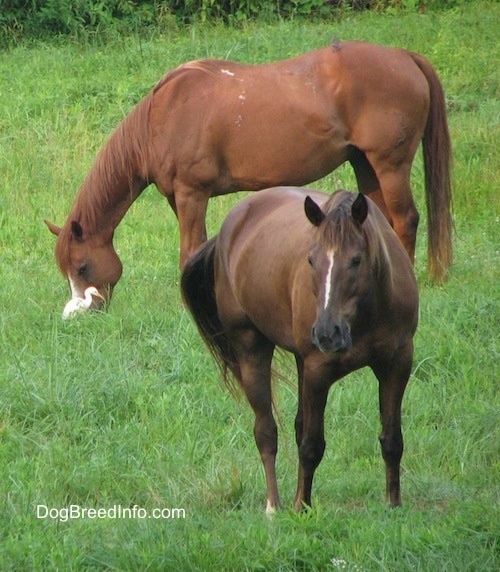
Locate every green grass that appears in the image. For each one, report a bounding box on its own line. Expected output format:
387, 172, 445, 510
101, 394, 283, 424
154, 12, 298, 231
1, 2, 499, 570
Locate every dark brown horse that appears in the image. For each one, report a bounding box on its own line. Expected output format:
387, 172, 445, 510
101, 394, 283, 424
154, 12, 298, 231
46, 41, 450, 315
181, 186, 418, 512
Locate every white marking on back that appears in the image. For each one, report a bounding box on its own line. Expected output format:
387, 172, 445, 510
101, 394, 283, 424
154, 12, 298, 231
323, 250, 335, 310
221, 69, 235, 76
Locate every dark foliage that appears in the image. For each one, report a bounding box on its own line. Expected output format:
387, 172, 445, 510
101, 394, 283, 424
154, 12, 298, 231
0, 1, 464, 45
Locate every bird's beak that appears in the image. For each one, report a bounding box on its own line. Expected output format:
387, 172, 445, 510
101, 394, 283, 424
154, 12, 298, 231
93, 291, 107, 312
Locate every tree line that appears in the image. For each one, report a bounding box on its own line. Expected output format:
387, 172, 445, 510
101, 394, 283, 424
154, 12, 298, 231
1, 1, 463, 45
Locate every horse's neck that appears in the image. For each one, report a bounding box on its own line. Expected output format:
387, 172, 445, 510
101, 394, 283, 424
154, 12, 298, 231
71, 96, 153, 235
72, 167, 148, 235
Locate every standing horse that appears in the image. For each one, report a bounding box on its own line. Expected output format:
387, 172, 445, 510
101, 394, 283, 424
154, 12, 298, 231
46, 41, 450, 315
181, 187, 418, 512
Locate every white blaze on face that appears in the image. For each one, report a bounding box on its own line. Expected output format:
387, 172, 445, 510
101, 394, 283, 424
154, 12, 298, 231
68, 276, 80, 299
323, 250, 335, 310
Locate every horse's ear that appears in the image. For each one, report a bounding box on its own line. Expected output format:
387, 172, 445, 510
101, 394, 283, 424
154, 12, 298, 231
304, 196, 326, 227
44, 220, 61, 237
351, 193, 368, 225
70, 220, 84, 240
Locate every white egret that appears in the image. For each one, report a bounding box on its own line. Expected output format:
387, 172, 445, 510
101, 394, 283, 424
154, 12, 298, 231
62, 286, 105, 319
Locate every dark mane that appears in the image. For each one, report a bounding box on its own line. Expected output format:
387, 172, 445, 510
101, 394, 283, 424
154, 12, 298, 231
319, 190, 392, 282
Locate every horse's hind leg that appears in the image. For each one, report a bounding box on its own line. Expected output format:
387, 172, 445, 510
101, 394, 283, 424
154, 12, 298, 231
233, 330, 281, 514
351, 149, 419, 263
375, 166, 419, 264
373, 342, 413, 507
350, 148, 390, 221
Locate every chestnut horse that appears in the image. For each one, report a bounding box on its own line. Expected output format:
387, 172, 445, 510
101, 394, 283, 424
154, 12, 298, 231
46, 41, 450, 314
181, 186, 418, 512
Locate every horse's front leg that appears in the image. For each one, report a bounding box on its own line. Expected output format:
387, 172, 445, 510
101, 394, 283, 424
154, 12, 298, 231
294, 355, 305, 449
373, 342, 413, 507
174, 184, 210, 268
234, 332, 281, 515
293, 365, 330, 511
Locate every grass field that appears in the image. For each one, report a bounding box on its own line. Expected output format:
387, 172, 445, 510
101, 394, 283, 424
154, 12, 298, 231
0, 2, 498, 570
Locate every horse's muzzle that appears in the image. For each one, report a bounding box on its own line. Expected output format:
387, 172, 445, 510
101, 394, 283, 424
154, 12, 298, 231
311, 320, 352, 354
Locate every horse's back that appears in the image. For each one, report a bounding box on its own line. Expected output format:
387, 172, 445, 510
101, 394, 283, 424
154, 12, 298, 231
159, 41, 430, 113
150, 42, 430, 192
218, 186, 322, 264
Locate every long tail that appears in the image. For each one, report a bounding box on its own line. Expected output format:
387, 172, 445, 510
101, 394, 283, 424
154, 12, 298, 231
180, 237, 241, 386
411, 52, 453, 283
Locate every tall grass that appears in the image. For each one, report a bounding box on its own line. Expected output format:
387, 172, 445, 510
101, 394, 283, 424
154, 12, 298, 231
1, 2, 498, 570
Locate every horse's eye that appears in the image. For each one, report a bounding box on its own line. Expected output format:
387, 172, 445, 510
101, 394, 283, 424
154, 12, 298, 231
307, 255, 314, 266
78, 264, 88, 276
350, 255, 362, 268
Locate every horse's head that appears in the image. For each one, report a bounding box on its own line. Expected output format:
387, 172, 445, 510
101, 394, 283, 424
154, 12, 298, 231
45, 219, 123, 316
305, 192, 371, 354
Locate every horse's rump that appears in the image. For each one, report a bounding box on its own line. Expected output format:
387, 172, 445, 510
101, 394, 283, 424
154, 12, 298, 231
181, 237, 241, 385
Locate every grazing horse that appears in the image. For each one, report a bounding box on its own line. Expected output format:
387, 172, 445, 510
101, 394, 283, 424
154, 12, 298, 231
46, 41, 450, 315
181, 186, 418, 512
